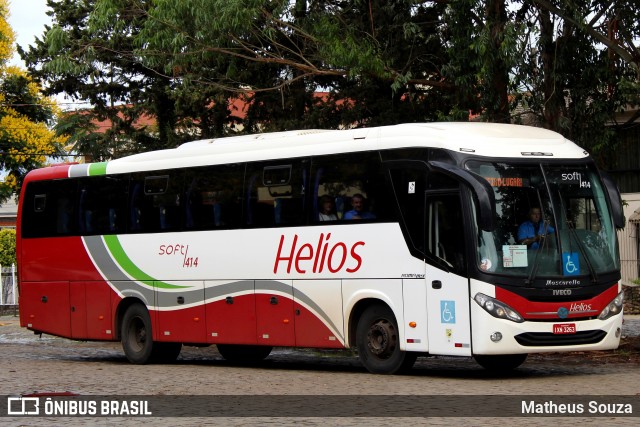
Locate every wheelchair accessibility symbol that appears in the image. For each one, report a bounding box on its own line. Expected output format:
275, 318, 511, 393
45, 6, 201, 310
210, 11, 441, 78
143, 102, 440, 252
440, 300, 456, 324
562, 252, 580, 276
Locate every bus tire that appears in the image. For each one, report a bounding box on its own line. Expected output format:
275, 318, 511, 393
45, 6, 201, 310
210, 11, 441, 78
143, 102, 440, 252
356, 304, 416, 374
121, 303, 155, 364
217, 344, 273, 363
474, 354, 527, 371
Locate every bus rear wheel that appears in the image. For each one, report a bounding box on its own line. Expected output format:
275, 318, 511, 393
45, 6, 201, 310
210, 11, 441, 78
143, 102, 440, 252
474, 354, 528, 371
217, 344, 273, 363
121, 303, 155, 364
356, 304, 417, 374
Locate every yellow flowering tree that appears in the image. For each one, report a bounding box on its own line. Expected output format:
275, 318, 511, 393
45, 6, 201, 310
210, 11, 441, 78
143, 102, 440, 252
0, 0, 65, 203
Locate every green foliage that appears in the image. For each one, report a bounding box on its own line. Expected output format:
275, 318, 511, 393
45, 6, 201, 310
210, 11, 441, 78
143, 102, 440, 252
1, 1, 65, 204
15, 0, 640, 159
0, 228, 15, 266
21, 0, 181, 157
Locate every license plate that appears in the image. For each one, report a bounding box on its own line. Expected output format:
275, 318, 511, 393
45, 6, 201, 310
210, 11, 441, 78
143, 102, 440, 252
553, 323, 576, 334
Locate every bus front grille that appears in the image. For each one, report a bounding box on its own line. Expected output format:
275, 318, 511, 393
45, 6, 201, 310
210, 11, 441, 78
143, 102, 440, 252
514, 330, 607, 347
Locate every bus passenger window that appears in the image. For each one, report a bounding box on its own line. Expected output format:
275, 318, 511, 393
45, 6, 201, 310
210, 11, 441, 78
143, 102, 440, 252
246, 160, 308, 227
184, 164, 243, 230
22, 179, 78, 238
56, 198, 73, 234
74, 175, 128, 235
311, 151, 390, 223
129, 182, 144, 231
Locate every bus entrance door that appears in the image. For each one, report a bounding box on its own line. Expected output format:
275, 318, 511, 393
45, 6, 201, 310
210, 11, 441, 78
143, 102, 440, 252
425, 266, 471, 356
424, 194, 472, 356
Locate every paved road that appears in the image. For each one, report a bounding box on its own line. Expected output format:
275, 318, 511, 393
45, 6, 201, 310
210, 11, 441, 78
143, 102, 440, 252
0, 315, 638, 426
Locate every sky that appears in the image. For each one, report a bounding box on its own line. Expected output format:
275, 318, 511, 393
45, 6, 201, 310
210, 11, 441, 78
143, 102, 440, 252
7, 0, 52, 67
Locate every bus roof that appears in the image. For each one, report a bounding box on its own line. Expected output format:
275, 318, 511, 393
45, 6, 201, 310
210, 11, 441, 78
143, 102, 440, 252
75, 122, 589, 176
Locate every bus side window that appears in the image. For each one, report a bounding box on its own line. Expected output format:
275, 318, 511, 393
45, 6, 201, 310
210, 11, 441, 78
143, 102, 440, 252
246, 160, 308, 227
78, 187, 93, 233
56, 197, 74, 234
77, 175, 128, 235
388, 167, 426, 255
129, 181, 144, 231
21, 179, 78, 237
184, 164, 243, 230
311, 151, 390, 223
425, 173, 465, 274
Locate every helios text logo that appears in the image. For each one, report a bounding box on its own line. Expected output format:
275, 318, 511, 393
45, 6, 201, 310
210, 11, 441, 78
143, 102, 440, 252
273, 233, 365, 274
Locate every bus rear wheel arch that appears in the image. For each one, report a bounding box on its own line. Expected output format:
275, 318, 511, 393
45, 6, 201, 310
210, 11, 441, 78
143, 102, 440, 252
355, 303, 417, 374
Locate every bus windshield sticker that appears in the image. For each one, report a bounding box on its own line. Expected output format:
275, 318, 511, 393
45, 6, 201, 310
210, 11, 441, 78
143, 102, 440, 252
559, 172, 591, 188
440, 301, 456, 324
562, 252, 580, 276
502, 245, 527, 268
408, 181, 415, 194
479, 258, 493, 271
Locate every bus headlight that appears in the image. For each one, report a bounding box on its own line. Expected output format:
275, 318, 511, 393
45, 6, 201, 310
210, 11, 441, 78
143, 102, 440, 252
474, 293, 524, 323
598, 291, 624, 320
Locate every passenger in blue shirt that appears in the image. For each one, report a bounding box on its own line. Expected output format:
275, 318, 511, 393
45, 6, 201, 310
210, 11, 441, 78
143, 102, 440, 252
344, 194, 376, 220
517, 207, 555, 249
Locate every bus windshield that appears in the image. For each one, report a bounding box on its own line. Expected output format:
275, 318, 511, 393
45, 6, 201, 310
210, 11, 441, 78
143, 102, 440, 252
467, 161, 619, 281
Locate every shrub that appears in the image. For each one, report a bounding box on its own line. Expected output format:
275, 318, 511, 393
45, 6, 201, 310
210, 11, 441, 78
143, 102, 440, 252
0, 228, 16, 266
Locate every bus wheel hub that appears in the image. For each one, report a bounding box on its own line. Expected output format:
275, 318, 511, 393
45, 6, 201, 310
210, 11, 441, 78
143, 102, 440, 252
367, 320, 395, 357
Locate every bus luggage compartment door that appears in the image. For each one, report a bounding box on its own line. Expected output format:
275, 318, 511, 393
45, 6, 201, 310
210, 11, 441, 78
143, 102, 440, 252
293, 280, 344, 348
255, 280, 295, 346
20, 281, 71, 338
154, 280, 206, 343
205, 280, 257, 345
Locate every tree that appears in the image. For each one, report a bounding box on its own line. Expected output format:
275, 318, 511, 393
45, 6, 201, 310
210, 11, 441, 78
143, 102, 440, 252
18, 0, 640, 158
512, 1, 637, 159
0, 0, 65, 203
21, 0, 181, 159
0, 228, 15, 266
442, 0, 523, 122
129, 0, 457, 129
532, 0, 640, 79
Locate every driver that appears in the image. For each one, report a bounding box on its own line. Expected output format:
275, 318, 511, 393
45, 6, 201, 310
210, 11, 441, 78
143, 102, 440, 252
517, 207, 555, 249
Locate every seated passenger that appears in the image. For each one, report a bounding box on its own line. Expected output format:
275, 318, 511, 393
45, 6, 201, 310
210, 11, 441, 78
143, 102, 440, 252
318, 195, 337, 221
517, 207, 555, 249
344, 194, 375, 220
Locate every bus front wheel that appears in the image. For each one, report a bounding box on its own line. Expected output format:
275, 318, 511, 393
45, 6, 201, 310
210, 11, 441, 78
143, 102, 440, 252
121, 304, 155, 364
474, 354, 527, 371
356, 304, 417, 374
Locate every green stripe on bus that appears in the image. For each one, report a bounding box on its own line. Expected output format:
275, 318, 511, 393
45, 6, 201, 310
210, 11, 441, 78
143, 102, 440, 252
88, 162, 108, 176
103, 235, 190, 289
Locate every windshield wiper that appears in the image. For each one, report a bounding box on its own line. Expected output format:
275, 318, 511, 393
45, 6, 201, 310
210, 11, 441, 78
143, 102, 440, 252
554, 190, 598, 283
525, 219, 551, 285
565, 221, 598, 283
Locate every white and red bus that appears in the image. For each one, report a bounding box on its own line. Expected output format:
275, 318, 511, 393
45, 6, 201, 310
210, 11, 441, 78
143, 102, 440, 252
17, 122, 625, 373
